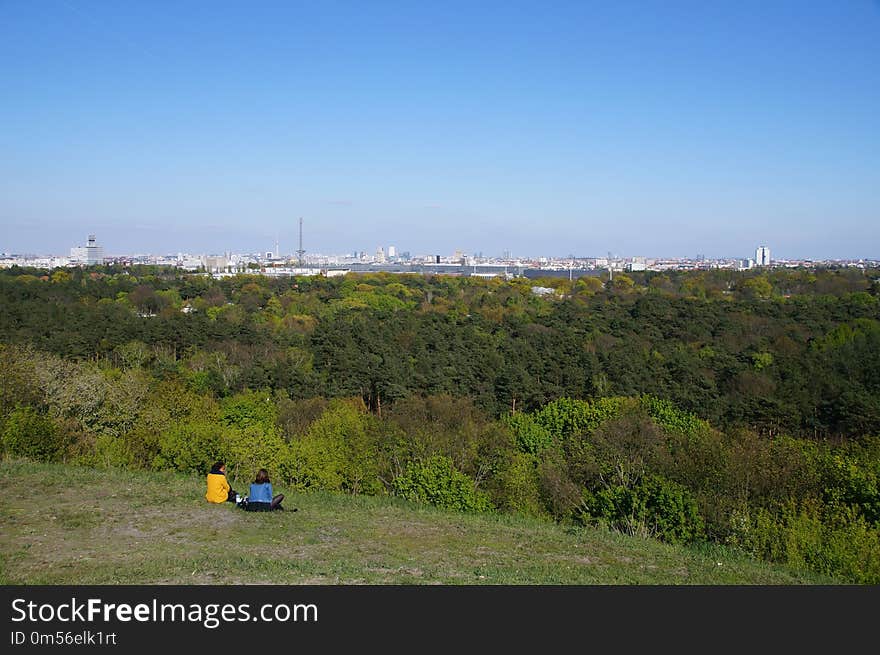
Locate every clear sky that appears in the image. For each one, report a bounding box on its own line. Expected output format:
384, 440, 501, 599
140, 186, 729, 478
2, 1, 878, 259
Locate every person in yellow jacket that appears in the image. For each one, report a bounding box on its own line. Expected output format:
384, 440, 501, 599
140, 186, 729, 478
206, 461, 239, 503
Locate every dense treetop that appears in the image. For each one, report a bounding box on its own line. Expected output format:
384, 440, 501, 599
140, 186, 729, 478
2, 265, 878, 439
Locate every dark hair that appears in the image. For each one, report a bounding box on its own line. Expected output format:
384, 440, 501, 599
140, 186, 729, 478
210, 461, 226, 474
254, 468, 270, 484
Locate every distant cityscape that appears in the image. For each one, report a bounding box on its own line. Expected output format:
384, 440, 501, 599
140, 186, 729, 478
1, 234, 877, 280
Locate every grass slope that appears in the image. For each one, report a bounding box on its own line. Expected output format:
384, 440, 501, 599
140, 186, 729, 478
0, 460, 834, 584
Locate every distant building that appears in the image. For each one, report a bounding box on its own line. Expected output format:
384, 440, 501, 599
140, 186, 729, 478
755, 246, 771, 267
70, 235, 104, 265
85, 235, 104, 264
69, 246, 87, 264
203, 255, 228, 272
387, 245, 396, 259
627, 257, 646, 272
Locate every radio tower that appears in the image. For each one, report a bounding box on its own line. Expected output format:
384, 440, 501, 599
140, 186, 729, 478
296, 217, 305, 267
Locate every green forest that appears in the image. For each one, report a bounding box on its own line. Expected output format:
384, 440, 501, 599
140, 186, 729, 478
1, 264, 879, 582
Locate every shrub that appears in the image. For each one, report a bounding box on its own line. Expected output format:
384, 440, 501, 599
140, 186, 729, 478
90, 434, 135, 469
639, 395, 709, 436
226, 425, 288, 484
819, 441, 880, 524
282, 434, 346, 491
531, 397, 626, 441
386, 395, 510, 480
119, 425, 161, 468
0, 346, 44, 422
276, 396, 328, 441
728, 499, 880, 584
487, 452, 547, 517
280, 399, 382, 494
153, 420, 233, 475
392, 455, 493, 512
581, 475, 705, 544
501, 412, 554, 454
535, 448, 583, 520
221, 389, 278, 432
588, 407, 665, 489
1, 406, 65, 461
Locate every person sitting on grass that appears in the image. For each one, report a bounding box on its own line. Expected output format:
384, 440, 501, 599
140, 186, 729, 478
205, 461, 239, 504
243, 468, 284, 511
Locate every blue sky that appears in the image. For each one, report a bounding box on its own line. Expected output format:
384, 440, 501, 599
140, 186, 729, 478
2, 1, 878, 259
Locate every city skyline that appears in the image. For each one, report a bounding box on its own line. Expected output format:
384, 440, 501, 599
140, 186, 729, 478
1, 229, 877, 265
2, 2, 879, 259
5, 230, 878, 272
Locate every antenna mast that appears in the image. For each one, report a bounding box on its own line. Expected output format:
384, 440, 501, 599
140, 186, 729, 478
296, 217, 305, 267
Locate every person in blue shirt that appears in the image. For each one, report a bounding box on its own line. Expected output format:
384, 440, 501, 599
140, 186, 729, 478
245, 468, 284, 511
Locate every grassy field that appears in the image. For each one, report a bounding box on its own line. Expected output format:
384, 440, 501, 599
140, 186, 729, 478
0, 460, 836, 584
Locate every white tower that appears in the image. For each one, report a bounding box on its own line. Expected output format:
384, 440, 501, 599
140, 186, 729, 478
755, 246, 771, 267
85, 235, 104, 265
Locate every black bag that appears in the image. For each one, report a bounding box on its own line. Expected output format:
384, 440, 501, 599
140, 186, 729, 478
243, 501, 273, 512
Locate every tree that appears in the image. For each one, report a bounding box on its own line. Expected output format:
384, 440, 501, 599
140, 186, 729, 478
129, 285, 162, 314
740, 276, 773, 300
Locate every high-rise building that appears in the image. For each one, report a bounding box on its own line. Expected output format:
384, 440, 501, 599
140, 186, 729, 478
85, 235, 103, 264
387, 245, 396, 259
755, 246, 771, 267
71, 235, 104, 265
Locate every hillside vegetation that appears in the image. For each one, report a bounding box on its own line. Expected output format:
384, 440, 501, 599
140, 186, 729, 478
1, 266, 879, 583
0, 461, 831, 585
